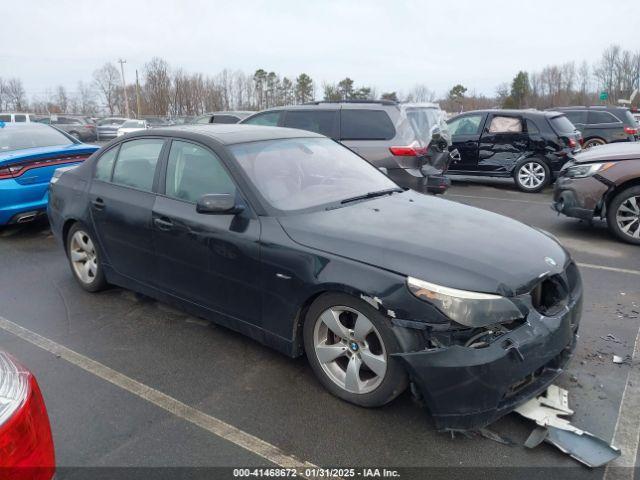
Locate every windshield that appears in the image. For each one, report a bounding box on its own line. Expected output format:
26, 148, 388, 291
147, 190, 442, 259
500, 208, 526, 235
230, 137, 398, 211
549, 115, 576, 134
122, 120, 145, 128
0, 124, 73, 152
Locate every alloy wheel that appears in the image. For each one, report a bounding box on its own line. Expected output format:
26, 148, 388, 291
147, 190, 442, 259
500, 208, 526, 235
313, 306, 387, 394
518, 162, 546, 189
69, 230, 98, 284
616, 195, 640, 240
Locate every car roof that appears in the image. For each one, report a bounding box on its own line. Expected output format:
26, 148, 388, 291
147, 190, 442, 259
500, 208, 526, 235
135, 124, 324, 145
574, 142, 640, 162
554, 105, 628, 111
451, 109, 557, 118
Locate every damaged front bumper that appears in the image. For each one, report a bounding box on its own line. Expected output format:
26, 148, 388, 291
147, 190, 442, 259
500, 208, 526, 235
395, 294, 582, 431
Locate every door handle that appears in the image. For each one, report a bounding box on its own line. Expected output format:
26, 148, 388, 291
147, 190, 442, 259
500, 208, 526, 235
153, 217, 173, 231
91, 198, 105, 210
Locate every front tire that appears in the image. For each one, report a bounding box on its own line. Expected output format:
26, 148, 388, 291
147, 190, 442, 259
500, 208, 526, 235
514, 158, 550, 193
303, 293, 408, 407
66, 223, 107, 292
607, 186, 640, 245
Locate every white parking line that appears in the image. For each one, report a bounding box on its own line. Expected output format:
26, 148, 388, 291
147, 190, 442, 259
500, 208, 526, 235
577, 263, 640, 277
0, 316, 319, 475
446, 193, 550, 205
604, 322, 640, 480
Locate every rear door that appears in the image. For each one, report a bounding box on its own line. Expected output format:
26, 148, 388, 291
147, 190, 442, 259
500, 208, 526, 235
89, 138, 166, 283
446, 113, 486, 171
587, 110, 625, 142
477, 114, 527, 173
152, 139, 262, 326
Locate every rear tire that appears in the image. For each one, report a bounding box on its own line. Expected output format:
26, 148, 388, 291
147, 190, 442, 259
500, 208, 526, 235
66, 223, 107, 292
303, 292, 408, 407
514, 158, 550, 193
606, 186, 640, 245
584, 138, 606, 149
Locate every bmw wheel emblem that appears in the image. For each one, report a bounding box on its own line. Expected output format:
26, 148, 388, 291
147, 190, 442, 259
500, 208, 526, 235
545, 257, 557, 267
350, 342, 359, 352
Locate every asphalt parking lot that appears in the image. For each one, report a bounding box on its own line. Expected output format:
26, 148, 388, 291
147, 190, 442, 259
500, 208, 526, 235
0, 178, 638, 480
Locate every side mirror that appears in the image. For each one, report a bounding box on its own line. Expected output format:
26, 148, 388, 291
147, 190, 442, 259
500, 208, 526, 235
196, 194, 244, 215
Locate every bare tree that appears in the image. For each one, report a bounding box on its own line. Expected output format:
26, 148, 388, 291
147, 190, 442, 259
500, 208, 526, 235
405, 84, 436, 103
5, 78, 27, 111
93, 63, 121, 115
143, 57, 171, 116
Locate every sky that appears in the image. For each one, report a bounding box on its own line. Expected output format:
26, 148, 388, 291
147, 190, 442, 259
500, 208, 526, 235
2, 0, 640, 100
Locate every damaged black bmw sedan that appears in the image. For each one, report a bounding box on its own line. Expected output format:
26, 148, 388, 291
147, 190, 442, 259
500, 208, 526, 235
47, 125, 582, 431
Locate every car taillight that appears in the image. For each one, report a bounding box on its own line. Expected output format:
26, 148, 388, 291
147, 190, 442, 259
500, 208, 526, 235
0, 155, 89, 179
389, 145, 429, 156
624, 126, 638, 135
0, 353, 55, 480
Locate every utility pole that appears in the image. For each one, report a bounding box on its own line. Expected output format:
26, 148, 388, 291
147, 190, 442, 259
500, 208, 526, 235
117, 58, 130, 118
135, 69, 142, 119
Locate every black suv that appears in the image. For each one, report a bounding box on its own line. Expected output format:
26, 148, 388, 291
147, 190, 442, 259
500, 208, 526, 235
553, 106, 639, 148
446, 109, 582, 192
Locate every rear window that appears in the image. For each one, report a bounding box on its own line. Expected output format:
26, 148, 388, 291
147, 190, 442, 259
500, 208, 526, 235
549, 115, 576, 134
283, 110, 339, 138
212, 115, 240, 124
619, 110, 638, 126
340, 110, 395, 141
0, 125, 73, 152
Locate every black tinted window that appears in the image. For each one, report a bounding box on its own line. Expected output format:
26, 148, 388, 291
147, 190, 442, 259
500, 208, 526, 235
243, 111, 281, 126
165, 140, 236, 203
94, 147, 119, 182
340, 110, 395, 140
526, 119, 540, 134
564, 111, 587, 124
588, 111, 620, 124
212, 115, 239, 124
14, 115, 26, 123
283, 110, 338, 138
112, 139, 164, 191
549, 115, 575, 133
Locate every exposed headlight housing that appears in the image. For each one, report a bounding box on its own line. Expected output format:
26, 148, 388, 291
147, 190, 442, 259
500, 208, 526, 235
564, 162, 614, 179
406, 277, 523, 327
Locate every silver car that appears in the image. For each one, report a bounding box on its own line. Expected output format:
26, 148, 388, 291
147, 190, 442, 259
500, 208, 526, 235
240, 101, 452, 193
97, 117, 128, 140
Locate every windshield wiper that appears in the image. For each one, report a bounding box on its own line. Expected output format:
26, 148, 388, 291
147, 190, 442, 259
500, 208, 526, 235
339, 188, 404, 205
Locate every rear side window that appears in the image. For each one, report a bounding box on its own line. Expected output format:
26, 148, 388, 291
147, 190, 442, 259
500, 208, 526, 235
283, 110, 338, 138
13, 115, 26, 123
94, 147, 119, 182
340, 110, 395, 141
112, 139, 164, 192
587, 111, 620, 124
549, 115, 575, 134
165, 140, 236, 203
243, 111, 282, 126
563, 111, 587, 125
212, 115, 240, 124
488, 116, 522, 133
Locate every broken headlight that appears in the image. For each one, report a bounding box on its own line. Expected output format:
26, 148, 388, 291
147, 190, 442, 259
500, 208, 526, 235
406, 277, 523, 327
564, 162, 614, 178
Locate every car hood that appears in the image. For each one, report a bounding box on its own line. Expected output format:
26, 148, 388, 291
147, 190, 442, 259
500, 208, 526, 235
278, 191, 568, 296
572, 142, 640, 164
0, 144, 99, 166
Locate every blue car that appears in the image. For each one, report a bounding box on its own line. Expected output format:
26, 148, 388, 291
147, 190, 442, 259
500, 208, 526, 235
0, 122, 99, 226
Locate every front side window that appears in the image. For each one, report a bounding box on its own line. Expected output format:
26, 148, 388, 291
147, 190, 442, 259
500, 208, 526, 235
447, 114, 483, 136
283, 110, 338, 138
243, 111, 282, 126
165, 140, 236, 203
94, 147, 119, 182
340, 110, 395, 140
230, 137, 397, 211
112, 139, 164, 192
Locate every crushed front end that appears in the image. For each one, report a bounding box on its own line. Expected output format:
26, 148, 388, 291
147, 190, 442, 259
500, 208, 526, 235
394, 262, 582, 431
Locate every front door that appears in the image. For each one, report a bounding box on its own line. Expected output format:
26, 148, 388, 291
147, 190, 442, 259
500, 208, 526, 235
447, 113, 485, 172
89, 138, 165, 283
152, 139, 262, 328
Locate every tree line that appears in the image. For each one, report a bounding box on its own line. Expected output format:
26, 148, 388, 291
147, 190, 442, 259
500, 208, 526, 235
1, 44, 638, 117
